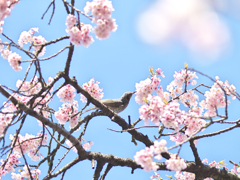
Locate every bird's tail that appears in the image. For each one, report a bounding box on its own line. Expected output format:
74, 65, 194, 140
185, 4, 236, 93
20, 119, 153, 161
81, 106, 97, 115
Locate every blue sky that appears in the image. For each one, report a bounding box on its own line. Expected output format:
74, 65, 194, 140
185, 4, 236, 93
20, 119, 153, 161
1, 0, 240, 179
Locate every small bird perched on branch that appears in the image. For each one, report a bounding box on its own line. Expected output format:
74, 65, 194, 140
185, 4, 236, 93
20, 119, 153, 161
82, 91, 135, 114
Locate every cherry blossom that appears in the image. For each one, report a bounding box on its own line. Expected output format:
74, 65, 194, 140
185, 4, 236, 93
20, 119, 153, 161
54, 100, 79, 129
84, 0, 114, 20
174, 171, 195, 180
65, 14, 94, 47
200, 77, 236, 117
134, 139, 168, 172
11, 165, 41, 180
0, 113, 12, 136
18, 30, 32, 47
93, 18, 117, 40
84, 0, 117, 39
1, 48, 12, 59
134, 147, 158, 172
165, 154, 187, 171
80, 78, 103, 103
10, 132, 48, 161
7, 52, 22, 71
152, 139, 168, 160
57, 84, 76, 103
32, 35, 47, 56
83, 141, 94, 151
170, 133, 187, 145
18, 28, 47, 57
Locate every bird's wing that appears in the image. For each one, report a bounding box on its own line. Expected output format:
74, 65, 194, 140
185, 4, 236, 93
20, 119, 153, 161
100, 99, 123, 107
82, 99, 122, 114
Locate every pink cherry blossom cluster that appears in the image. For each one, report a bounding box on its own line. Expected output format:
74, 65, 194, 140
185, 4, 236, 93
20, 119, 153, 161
11, 165, 41, 180
65, 14, 94, 47
135, 78, 154, 105
179, 89, 199, 107
139, 96, 184, 131
18, 27, 47, 57
198, 158, 240, 179
0, 152, 21, 179
200, 77, 236, 116
167, 69, 198, 98
16, 76, 42, 95
135, 75, 163, 105
66, 139, 93, 152
0, 28, 47, 71
134, 139, 167, 172
0, 77, 53, 137
6, 52, 22, 71
174, 171, 213, 180
174, 171, 195, 180
156, 85, 170, 102
10, 132, 48, 161
80, 78, 104, 103
165, 154, 187, 171
134, 147, 158, 172
18, 27, 38, 47
170, 133, 187, 145
184, 113, 205, 137
57, 84, 76, 103
84, 0, 117, 39
0, 0, 18, 22
0, 48, 22, 71
54, 100, 79, 129
83, 141, 94, 150
0, 113, 12, 136
32, 35, 47, 56
155, 68, 165, 78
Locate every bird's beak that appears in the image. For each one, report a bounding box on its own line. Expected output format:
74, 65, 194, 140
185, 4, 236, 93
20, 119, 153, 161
133, 91, 136, 94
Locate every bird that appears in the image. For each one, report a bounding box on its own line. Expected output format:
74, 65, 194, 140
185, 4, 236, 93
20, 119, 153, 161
82, 91, 135, 114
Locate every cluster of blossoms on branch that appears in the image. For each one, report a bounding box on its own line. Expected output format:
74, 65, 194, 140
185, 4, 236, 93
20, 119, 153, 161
134, 139, 168, 172
0, 77, 49, 179
134, 139, 187, 172
0, 76, 51, 179
1, 27, 47, 71
54, 78, 103, 151
18, 27, 47, 57
10, 131, 48, 161
55, 78, 103, 129
80, 78, 104, 103
65, 0, 117, 46
11, 165, 41, 180
149, 148, 240, 180
0, 139, 42, 179
65, 14, 94, 47
0, 44, 22, 71
84, 0, 117, 40
0, 76, 103, 179
54, 100, 79, 129
0, 76, 53, 135
167, 159, 240, 180
134, 67, 237, 173
200, 76, 236, 116
0, 0, 18, 32
0, 152, 21, 178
